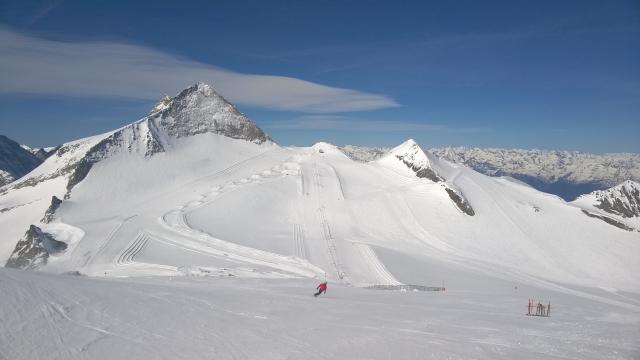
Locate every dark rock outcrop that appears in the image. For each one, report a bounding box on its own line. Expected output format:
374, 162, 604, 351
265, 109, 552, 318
397, 156, 443, 182
444, 187, 475, 216
389, 139, 444, 182
592, 181, 640, 218
5, 225, 67, 269
150, 82, 271, 144
63, 82, 271, 194
41, 196, 63, 223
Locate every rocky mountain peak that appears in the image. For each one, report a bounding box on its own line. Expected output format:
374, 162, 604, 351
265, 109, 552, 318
588, 180, 640, 218
388, 139, 443, 182
148, 82, 271, 144
149, 95, 172, 115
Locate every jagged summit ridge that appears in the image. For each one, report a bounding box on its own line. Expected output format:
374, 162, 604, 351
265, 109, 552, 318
4, 82, 273, 197
149, 82, 271, 144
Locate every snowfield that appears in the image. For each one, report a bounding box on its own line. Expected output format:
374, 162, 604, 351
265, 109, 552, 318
1, 268, 639, 360
2, 135, 640, 359
1, 83, 639, 359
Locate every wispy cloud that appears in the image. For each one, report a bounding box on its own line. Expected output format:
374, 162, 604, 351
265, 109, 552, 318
24, 0, 64, 28
0, 27, 398, 113
263, 115, 488, 133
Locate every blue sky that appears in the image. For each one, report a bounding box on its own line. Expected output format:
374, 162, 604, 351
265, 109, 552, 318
0, 0, 639, 152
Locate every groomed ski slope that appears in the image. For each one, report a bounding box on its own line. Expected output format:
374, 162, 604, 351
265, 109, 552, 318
20, 134, 637, 295
2, 134, 640, 359
1, 268, 639, 360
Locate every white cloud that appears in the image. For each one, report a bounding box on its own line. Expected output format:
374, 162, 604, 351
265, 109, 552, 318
0, 27, 398, 113
264, 115, 488, 133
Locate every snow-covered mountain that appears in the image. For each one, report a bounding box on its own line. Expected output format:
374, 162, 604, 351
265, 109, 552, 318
571, 180, 640, 231
0, 82, 271, 268
1, 82, 639, 359
340, 145, 640, 201
0, 82, 638, 299
0, 135, 43, 187
430, 147, 640, 201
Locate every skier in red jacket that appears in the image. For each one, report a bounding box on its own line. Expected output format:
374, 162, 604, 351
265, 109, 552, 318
314, 282, 327, 297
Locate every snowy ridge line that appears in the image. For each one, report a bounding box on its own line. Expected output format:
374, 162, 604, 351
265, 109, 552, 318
116, 232, 150, 265
352, 243, 402, 286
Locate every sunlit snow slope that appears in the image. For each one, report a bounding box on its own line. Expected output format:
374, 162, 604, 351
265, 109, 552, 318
1, 83, 638, 297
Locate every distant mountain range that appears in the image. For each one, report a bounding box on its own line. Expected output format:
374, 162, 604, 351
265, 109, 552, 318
340, 145, 640, 201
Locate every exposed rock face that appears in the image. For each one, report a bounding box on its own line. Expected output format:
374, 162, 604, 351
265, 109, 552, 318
150, 83, 271, 144
5, 225, 67, 269
65, 120, 166, 194
0, 170, 13, 188
4, 82, 272, 196
62, 82, 271, 194
590, 181, 640, 218
41, 196, 63, 223
383, 139, 475, 216
0, 135, 42, 187
389, 139, 444, 182
444, 187, 475, 216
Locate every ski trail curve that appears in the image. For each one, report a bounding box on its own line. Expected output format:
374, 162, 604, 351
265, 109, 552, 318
116, 232, 150, 265
158, 156, 325, 279
81, 215, 137, 269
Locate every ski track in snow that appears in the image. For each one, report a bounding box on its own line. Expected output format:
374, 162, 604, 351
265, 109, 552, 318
353, 242, 402, 286
2, 269, 639, 360
155, 152, 326, 279
292, 224, 308, 260
317, 206, 346, 281
116, 232, 150, 265
80, 215, 138, 269
310, 158, 349, 283
100, 148, 403, 287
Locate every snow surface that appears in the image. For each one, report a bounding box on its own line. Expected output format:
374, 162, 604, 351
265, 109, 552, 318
2, 135, 639, 290
1, 82, 639, 359
1, 267, 639, 360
